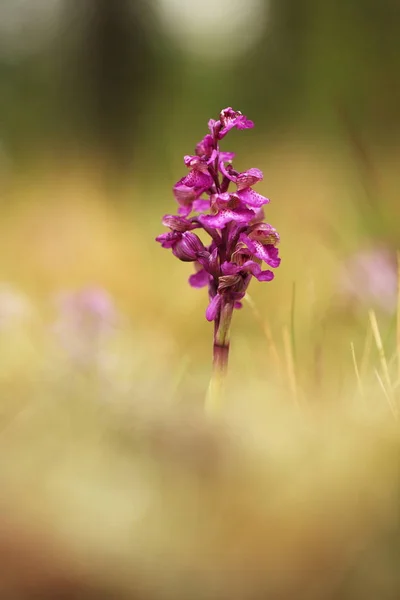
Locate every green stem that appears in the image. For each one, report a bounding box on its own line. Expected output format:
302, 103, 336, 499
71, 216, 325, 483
205, 300, 234, 415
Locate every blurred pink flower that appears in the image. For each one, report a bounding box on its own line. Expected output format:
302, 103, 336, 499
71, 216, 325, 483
339, 248, 397, 313
53, 287, 118, 367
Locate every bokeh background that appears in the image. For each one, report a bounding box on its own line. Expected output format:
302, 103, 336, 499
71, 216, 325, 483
0, 1, 400, 598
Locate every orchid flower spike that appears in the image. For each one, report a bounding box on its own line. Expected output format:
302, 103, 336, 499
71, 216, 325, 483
156, 108, 281, 411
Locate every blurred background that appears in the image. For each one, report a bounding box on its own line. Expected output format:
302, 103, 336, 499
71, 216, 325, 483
1, 0, 399, 364
0, 1, 400, 598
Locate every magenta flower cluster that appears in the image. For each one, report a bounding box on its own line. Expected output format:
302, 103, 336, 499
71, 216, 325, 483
156, 108, 281, 321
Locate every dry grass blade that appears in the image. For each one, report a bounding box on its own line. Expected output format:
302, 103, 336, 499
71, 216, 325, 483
369, 310, 392, 392
350, 341, 363, 397
359, 326, 373, 382
374, 369, 398, 418
369, 310, 398, 417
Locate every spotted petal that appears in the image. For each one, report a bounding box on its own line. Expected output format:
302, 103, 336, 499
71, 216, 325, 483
200, 208, 255, 229
237, 188, 269, 208
219, 107, 254, 138
182, 169, 213, 189
240, 234, 281, 268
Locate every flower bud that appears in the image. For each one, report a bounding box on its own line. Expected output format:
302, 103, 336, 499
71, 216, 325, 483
172, 232, 207, 262
247, 222, 280, 246
208, 247, 220, 278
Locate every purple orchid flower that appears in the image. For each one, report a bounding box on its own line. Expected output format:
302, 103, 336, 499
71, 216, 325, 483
156, 108, 280, 411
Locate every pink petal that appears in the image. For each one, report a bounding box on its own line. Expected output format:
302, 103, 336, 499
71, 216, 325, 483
248, 222, 280, 245
155, 232, 179, 249
206, 294, 222, 322
221, 261, 241, 275
239, 260, 275, 281
208, 118, 217, 130
184, 155, 209, 173
219, 151, 235, 162
241, 235, 281, 268
253, 243, 281, 268
173, 181, 196, 204
257, 270, 274, 282
237, 188, 269, 208
200, 208, 255, 229
218, 108, 254, 138
196, 134, 214, 158
182, 169, 213, 189
178, 205, 191, 217
192, 198, 210, 213
189, 268, 210, 288
221, 260, 274, 282
214, 193, 231, 209
236, 168, 263, 190
219, 160, 236, 182
162, 214, 195, 232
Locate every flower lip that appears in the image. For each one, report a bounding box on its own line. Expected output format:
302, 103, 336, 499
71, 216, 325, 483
236, 187, 269, 208
181, 168, 213, 190
239, 233, 281, 268
199, 207, 255, 229
189, 266, 210, 288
